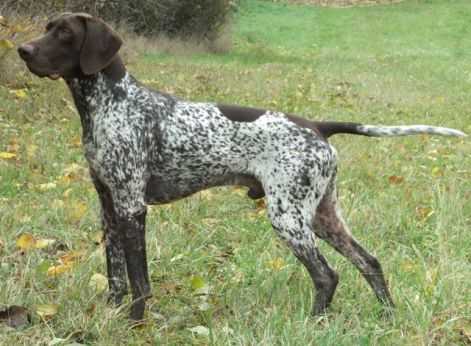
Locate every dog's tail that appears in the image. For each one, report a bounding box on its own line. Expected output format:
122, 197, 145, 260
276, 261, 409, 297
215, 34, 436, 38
314, 122, 467, 138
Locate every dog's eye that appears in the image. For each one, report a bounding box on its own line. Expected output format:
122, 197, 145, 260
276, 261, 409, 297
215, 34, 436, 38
58, 27, 73, 39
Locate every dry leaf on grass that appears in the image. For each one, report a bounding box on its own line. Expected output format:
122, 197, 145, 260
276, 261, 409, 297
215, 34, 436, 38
16, 233, 56, 250
89, 273, 108, 294
36, 304, 58, 319
0, 152, 16, 160
388, 175, 405, 185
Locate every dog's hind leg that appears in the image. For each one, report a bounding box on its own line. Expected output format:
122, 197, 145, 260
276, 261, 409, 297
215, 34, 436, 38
268, 195, 339, 316
313, 179, 394, 309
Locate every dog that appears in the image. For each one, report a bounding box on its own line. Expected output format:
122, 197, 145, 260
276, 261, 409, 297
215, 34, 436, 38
18, 13, 466, 320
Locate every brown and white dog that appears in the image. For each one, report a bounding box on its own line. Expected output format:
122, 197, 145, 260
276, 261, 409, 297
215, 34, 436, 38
18, 13, 466, 320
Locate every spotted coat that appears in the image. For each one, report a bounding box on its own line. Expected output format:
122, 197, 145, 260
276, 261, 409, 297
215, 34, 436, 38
68, 72, 337, 251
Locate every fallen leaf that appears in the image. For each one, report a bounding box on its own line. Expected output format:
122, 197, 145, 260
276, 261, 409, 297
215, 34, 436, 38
0, 152, 16, 160
16, 233, 35, 250
191, 276, 206, 291
90, 231, 103, 245
191, 275, 209, 295
416, 206, 434, 222
10, 89, 27, 100
59, 250, 85, 265
187, 325, 210, 337
255, 198, 267, 211
388, 175, 405, 185
267, 257, 286, 271
61, 163, 84, 183
199, 190, 214, 201
431, 167, 444, 177
34, 238, 56, 249
89, 273, 108, 294
47, 263, 73, 277
0, 39, 14, 49
0, 305, 30, 328
63, 188, 73, 198
67, 202, 88, 222
36, 304, 58, 319
70, 136, 82, 148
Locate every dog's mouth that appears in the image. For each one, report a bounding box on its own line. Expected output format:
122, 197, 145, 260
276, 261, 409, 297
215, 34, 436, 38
24, 63, 61, 80
47, 73, 61, 80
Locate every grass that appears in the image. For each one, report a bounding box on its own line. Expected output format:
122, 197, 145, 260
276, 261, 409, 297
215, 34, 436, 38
1, 0, 470, 344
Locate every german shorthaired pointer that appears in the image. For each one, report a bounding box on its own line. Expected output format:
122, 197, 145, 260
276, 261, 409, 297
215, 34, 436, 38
18, 13, 466, 321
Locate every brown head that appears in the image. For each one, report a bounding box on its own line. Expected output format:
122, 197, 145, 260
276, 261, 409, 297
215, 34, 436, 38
17, 13, 123, 80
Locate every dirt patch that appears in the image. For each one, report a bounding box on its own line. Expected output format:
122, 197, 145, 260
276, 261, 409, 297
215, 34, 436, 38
280, 0, 404, 7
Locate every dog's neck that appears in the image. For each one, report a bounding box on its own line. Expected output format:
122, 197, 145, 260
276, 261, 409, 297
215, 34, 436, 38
65, 54, 130, 141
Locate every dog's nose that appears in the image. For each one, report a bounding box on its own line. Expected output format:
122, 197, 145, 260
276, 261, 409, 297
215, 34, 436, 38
18, 44, 37, 61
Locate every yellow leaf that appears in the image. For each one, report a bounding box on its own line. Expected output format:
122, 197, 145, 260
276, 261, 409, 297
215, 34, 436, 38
89, 273, 108, 293
416, 206, 434, 222
16, 234, 35, 250
0, 152, 16, 159
62, 163, 84, 183
59, 250, 85, 265
90, 231, 103, 244
34, 238, 56, 249
47, 263, 73, 277
0, 39, 14, 49
67, 202, 88, 222
267, 257, 285, 271
63, 188, 73, 198
0, 238, 4, 253
191, 276, 206, 291
431, 167, 444, 177
35, 304, 58, 319
10, 89, 27, 100
400, 260, 417, 272
199, 190, 213, 201
70, 136, 82, 148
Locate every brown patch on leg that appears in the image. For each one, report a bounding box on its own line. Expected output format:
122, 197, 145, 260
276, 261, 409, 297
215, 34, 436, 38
314, 183, 395, 308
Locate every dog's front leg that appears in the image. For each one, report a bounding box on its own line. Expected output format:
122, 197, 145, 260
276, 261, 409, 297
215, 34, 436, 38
118, 209, 151, 321
91, 172, 129, 305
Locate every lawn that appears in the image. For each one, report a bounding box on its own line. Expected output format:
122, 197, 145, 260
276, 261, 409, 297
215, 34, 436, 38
0, 0, 470, 344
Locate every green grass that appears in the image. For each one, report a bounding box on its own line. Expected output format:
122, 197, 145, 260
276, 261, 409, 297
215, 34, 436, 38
1, 0, 470, 344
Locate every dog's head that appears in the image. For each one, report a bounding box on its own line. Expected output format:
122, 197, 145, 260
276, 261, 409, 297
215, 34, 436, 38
18, 13, 122, 80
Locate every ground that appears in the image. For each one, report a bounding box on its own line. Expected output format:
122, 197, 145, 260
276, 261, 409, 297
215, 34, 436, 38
0, 0, 470, 345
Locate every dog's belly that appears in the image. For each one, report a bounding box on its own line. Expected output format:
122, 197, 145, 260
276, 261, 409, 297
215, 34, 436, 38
144, 173, 260, 204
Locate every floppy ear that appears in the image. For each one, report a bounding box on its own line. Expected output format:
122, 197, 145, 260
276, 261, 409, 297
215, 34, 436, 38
79, 16, 122, 75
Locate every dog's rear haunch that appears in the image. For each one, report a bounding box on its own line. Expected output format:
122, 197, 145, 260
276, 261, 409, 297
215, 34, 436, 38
18, 13, 466, 321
